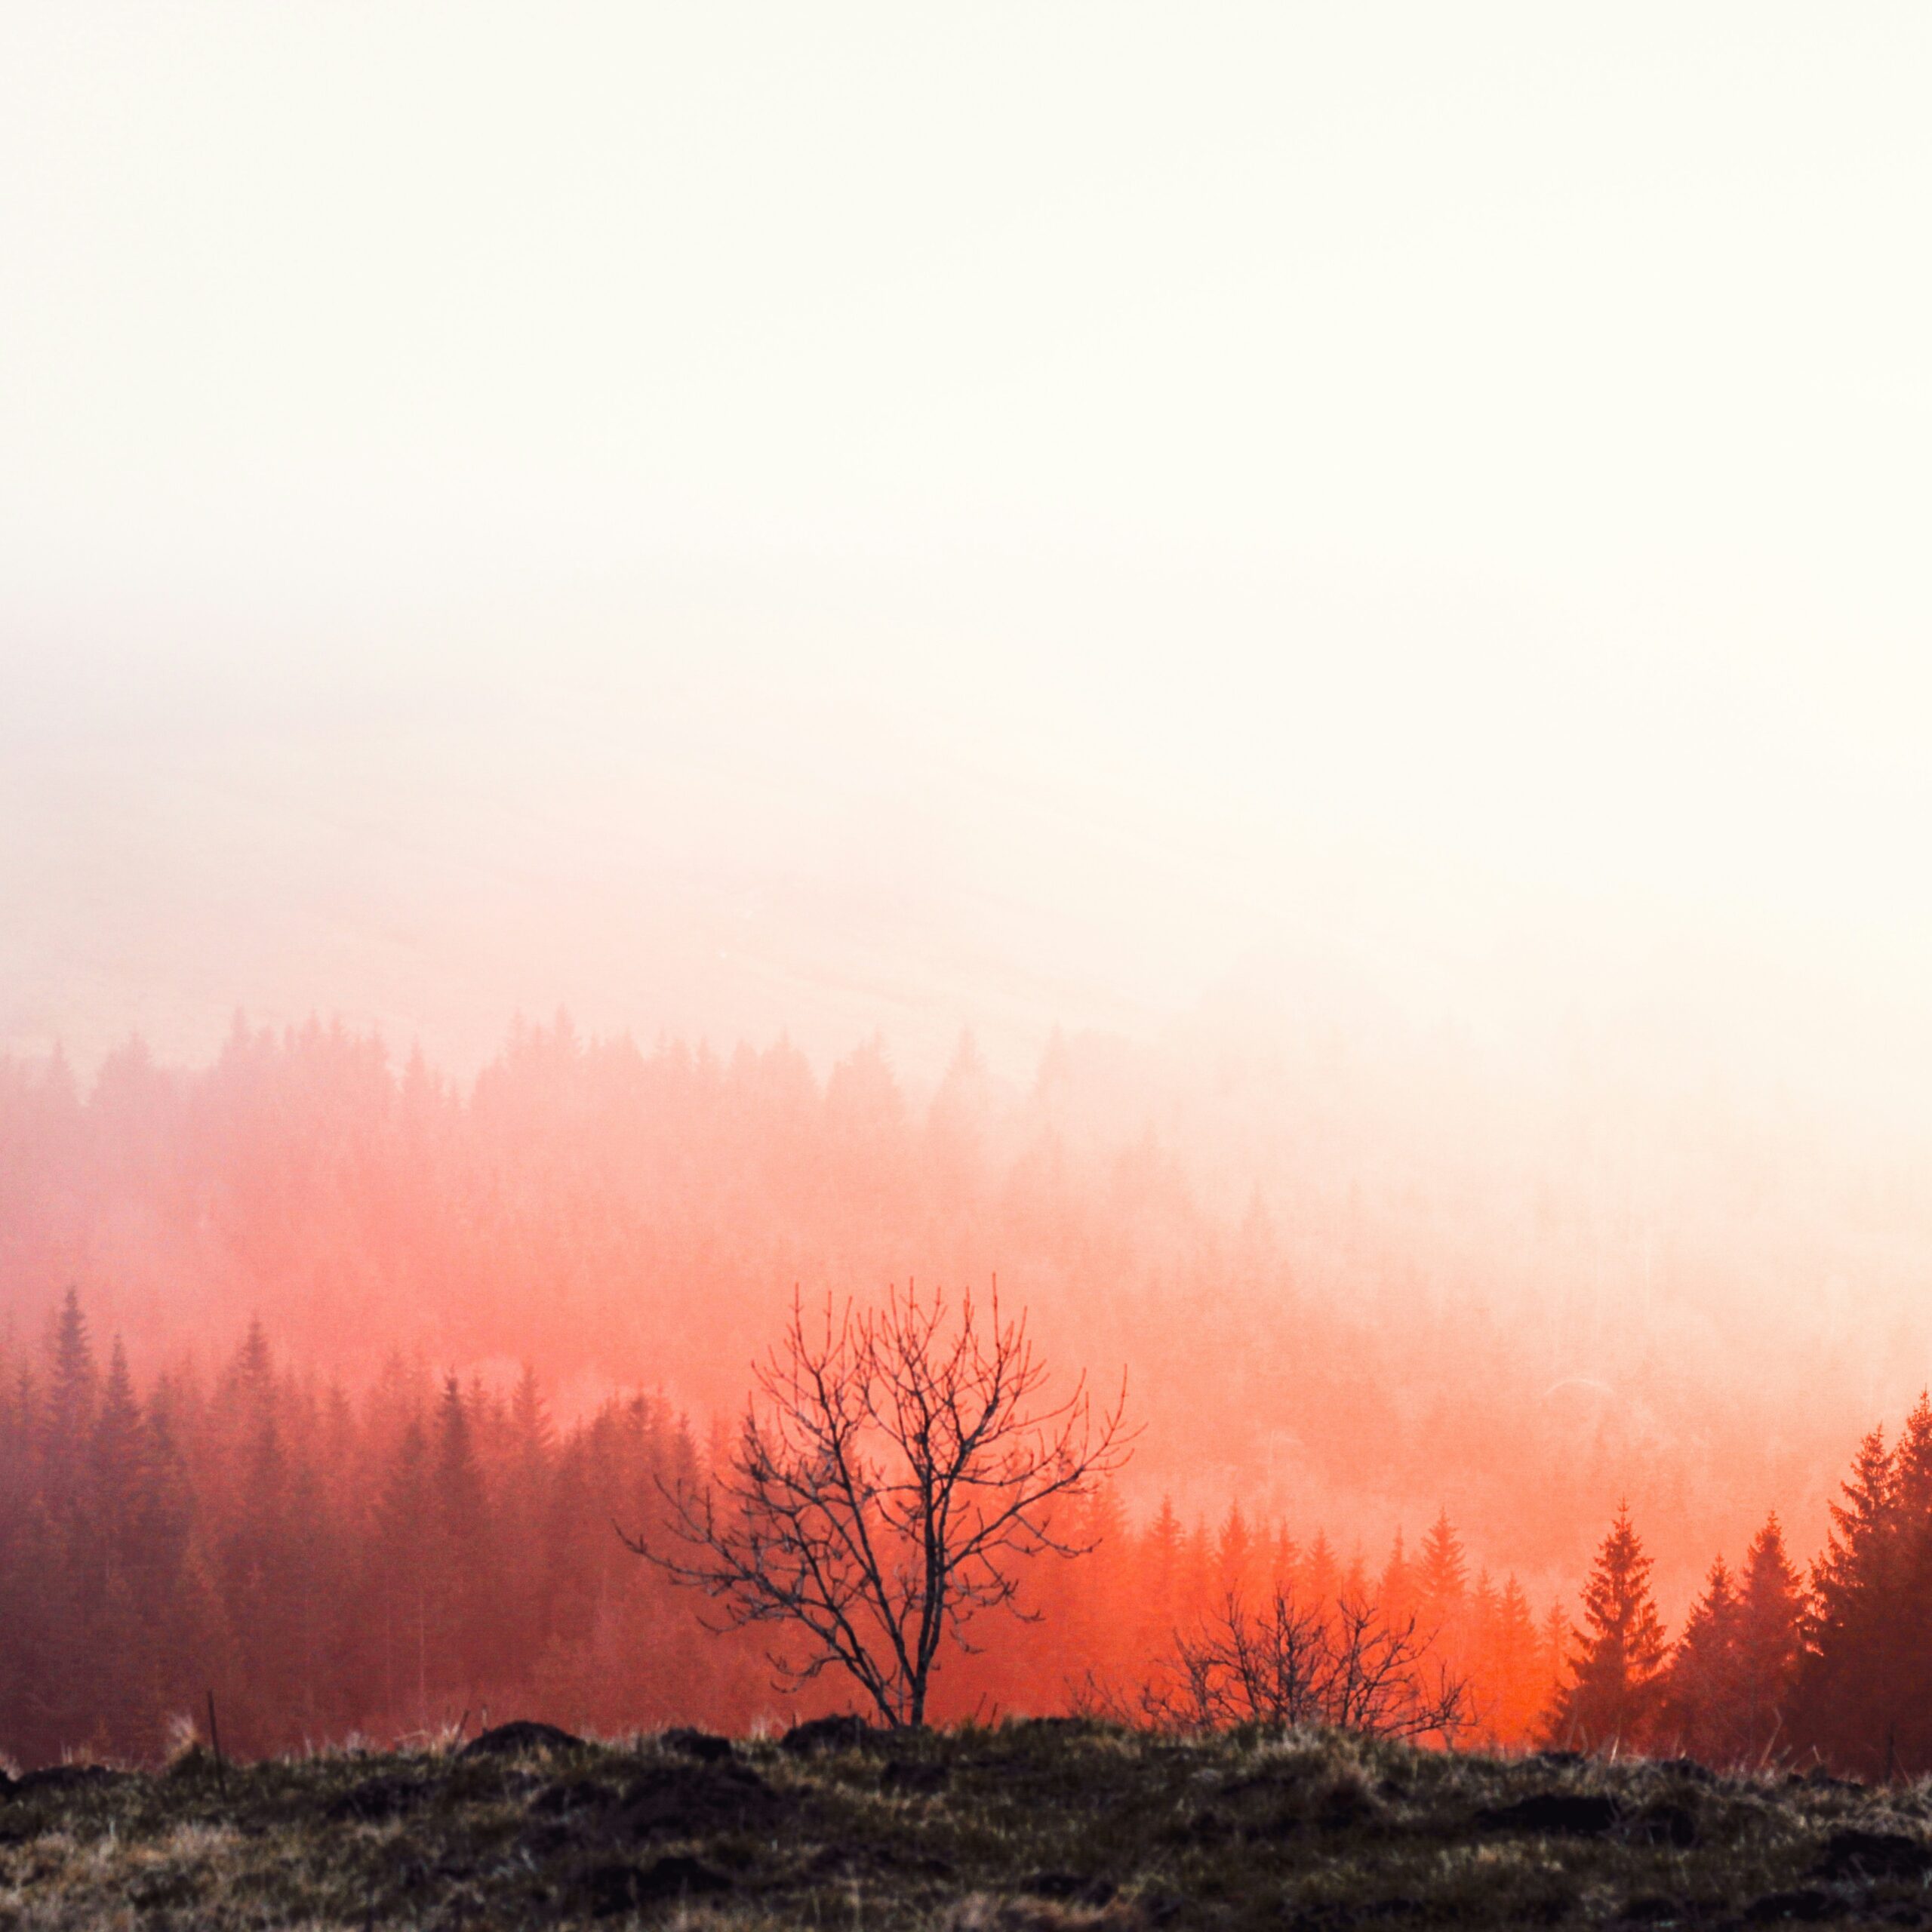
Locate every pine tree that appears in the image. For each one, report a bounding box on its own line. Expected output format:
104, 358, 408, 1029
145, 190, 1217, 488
1661, 1555, 1740, 1763
1214, 1502, 1254, 1604
1302, 1531, 1340, 1614
368, 1420, 432, 1733
1734, 1514, 1801, 1766
1138, 1496, 1184, 1666
136, 1386, 203, 1731
1808, 1425, 1894, 1643
1486, 1577, 1544, 1745
42, 1288, 97, 1503
1888, 1398, 1932, 1773
1267, 1523, 1299, 1599
85, 1339, 156, 1756
1416, 1509, 1469, 1641
1180, 1514, 1215, 1626
91, 1340, 146, 1595
1795, 1425, 1903, 1776
232, 1316, 274, 1410
1377, 1530, 1414, 1627
1891, 1394, 1932, 1526
35, 1290, 99, 1754
222, 1409, 298, 1753
1342, 1549, 1373, 1610
1143, 1497, 1183, 1594
1547, 1503, 1668, 1754
430, 1374, 496, 1697
500, 1365, 556, 1670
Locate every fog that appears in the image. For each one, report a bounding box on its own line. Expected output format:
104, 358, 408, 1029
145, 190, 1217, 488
6, 2, 1932, 1641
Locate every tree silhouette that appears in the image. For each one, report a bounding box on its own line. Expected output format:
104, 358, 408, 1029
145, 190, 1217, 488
1482, 1575, 1547, 1743
628, 1281, 1134, 1728
1734, 1515, 1801, 1764
1416, 1509, 1469, 1644
44, 1288, 97, 1499
1795, 1422, 1902, 1775
1548, 1503, 1667, 1754
1660, 1555, 1739, 1762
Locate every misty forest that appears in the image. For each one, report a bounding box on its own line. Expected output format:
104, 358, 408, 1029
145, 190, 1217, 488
2, 1015, 1930, 1789
14, 1, 1932, 1921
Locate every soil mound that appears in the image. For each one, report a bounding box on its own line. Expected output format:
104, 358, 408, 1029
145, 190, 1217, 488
660, 1727, 734, 1763
13, 1765, 131, 1797
1810, 1827, 1932, 1881
780, 1712, 873, 1753
608, 1759, 789, 1839
325, 1775, 427, 1823
1475, 1791, 1622, 1836
458, 1721, 583, 1759
577, 1854, 732, 1918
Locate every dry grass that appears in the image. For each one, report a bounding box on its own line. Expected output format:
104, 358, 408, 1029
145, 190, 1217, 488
0, 1721, 1927, 1927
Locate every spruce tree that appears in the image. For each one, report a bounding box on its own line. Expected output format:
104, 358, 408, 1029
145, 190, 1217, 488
1487, 1576, 1543, 1744
91, 1340, 145, 1595
369, 1420, 432, 1732
1891, 1394, 1932, 1527
1809, 1425, 1895, 1641
1795, 1425, 1903, 1775
1416, 1509, 1469, 1641
42, 1288, 97, 1504
1547, 1503, 1668, 1753
86, 1340, 155, 1757
500, 1365, 556, 1668
1661, 1554, 1740, 1763
1889, 1397, 1932, 1772
1215, 1502, 1253, 1604
1377, 1530, 1414, 1627
1734, 1514, 1801, 1765
36, 1291, 97, 1755
1268, 1523, 1299, 1599
431, 1374, 495, 1694
223, 1411, 295, 1752
1542, 1598, 1568, 1694
1302, 1531, 1340, 1614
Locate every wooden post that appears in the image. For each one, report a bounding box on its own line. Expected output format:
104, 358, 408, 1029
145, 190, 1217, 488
207, 1690, 225, 1780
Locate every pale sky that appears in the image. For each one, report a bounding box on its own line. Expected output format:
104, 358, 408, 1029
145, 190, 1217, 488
4, 4, 1932, 1109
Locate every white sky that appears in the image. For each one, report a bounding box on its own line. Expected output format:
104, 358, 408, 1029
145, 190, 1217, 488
4, 4, 1932, 1106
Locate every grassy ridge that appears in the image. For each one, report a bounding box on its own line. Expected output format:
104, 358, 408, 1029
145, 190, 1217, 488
1, 1720, 1929, 1928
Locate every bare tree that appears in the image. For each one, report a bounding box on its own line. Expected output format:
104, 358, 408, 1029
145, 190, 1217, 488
1119, 1587, 1472, 1744
623, 1281, 1134, 1729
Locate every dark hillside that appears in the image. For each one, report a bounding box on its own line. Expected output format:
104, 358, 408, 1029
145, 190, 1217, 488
3, 1721, 1930, 1928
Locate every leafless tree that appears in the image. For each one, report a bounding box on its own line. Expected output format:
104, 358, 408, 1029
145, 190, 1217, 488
623, 1281, 1134, 1729
1122, 1587, 1472, 1744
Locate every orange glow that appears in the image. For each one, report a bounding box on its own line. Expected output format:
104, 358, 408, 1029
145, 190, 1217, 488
6, 4, 1931, 1772
0, 1015, 1923, 1761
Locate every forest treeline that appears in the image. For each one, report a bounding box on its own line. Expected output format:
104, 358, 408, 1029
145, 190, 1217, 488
1548, 1398, 1932, 1783
0, 1013, 1900, 1595
10, 1017, 1932, 1773
8, 1291, 1932, 1777
0, 1291, 1564, 1768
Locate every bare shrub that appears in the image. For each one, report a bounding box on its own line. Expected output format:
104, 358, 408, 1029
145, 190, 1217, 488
1116, 1587, 1472, 1745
